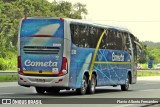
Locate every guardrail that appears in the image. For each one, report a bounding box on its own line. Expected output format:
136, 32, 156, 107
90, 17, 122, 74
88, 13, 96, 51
0, 71, 17, 81
138, 69, 160, 76
0, 72, 17, 76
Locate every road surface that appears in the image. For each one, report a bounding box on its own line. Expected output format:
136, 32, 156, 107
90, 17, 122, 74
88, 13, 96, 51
0, 76, 160, 107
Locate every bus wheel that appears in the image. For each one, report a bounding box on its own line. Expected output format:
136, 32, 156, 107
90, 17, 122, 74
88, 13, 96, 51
35, 87, 45, 94
121, 74, 130, 91
76, 75, 88, 95
87, 74, 96, 94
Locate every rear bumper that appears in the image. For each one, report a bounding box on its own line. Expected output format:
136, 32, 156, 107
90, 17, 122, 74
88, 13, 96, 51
18, 74, 69, 88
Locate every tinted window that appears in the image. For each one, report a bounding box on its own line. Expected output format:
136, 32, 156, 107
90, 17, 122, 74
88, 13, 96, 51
71, 23, 130, 51
100, 29, 123, 50
70, 23, 103, 48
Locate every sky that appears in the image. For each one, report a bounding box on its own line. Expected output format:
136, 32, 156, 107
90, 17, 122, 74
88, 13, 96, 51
47, 0, 160, 42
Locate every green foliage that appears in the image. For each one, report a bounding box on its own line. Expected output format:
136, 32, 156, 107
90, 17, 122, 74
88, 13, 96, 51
141, 41, 160, 64
0, 0, 87, 70
137, 71, 160, 77
0, 58, 17, 70
0, 75, 17, 82
138, 44, 148, 63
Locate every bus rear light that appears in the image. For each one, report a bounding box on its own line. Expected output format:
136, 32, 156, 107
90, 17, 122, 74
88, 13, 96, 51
60, 18, 64, 21
62, 69, 67, 74
22, 17, 27, 20
18, 56, 24, 75
58, 57, 68, 76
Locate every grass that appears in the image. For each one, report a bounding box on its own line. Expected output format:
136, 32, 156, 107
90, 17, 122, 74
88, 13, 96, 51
140, 63, 158, 69
137, 71, 160, 77
0, 75, 17, 82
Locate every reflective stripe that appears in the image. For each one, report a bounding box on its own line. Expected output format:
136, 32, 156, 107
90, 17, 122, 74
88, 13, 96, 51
94, 61, 131, 65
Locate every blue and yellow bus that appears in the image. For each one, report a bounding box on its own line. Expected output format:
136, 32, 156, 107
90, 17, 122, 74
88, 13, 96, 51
18, 17, 141, 95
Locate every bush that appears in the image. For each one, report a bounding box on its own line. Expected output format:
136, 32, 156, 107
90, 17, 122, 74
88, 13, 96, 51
0, 58, 7, 70
0, 58, 17, 70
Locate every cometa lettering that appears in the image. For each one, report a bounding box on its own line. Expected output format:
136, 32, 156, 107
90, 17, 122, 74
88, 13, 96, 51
24, 59, 58, 67
112, 52, 124, 61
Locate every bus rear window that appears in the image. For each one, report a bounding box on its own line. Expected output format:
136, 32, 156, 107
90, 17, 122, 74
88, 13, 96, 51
20, 19, 64, 38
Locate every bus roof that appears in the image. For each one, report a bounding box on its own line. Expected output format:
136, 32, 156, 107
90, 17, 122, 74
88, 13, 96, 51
23, 17, 130, 32
64, 18, 130, 32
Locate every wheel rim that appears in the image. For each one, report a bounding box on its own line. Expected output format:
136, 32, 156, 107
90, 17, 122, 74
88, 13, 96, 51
91, 79, 95, 92
125, 77, 129, 89
82, 79, 87, 93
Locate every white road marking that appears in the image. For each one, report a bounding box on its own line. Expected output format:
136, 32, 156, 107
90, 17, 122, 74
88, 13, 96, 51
139, 88, 160, 92
142, 83, 159, 85
0, 93, 15, 95
116, 104, 134, 107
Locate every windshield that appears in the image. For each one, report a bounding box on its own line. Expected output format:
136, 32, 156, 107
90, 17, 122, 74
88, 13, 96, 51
20, 19, 64, 38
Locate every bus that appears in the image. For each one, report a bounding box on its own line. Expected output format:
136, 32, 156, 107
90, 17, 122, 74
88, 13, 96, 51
18, 17, 141, 95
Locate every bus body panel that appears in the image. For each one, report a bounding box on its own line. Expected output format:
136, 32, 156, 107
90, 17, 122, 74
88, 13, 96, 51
18, 18, 70, 88
69, 46, 131, 88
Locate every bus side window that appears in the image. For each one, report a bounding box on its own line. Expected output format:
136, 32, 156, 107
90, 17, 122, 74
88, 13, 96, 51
70, 24, 79, 47
99, 28, 106, 49
115, 31, 123, 50
131, 35, 137, 61
105, 30, 123, 50
124, 32, 131, 54
78, 24, 87, 48
105, 30, 113, 50
122, 32, 126, 50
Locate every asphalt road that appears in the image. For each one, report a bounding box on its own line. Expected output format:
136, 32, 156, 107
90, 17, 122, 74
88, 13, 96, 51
0, 76, 160, 107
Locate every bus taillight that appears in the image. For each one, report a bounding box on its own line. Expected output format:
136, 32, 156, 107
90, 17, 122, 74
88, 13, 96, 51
22, 17, 27, 20
60, 18, 64, 21
18, 56, 24, 75
58, 57, 68, 76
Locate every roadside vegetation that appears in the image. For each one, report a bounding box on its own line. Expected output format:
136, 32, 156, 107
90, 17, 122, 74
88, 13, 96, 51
139, 41, 160, 67
0, 75, 17, 82
0, 0, 87, 71
137, 71, 160, 77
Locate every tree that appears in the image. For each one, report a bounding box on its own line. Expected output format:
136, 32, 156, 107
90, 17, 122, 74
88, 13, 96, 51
0, 0, 88, 59
138, 45, 148, 63
71, 2, 87, 19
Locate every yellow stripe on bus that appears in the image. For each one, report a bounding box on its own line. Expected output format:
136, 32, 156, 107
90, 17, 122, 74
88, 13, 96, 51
94, 61, 132, 65
23, 71, 53, 75
89, 29, 107, 80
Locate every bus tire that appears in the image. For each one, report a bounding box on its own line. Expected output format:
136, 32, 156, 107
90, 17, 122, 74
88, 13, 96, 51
35, 87, 45, 94
87, 74, 96, 94
121, 74, 130, 91
76, 75, 88, 95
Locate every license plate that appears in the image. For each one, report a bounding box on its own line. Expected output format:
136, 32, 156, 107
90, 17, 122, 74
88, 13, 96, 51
36, 79, 45, 83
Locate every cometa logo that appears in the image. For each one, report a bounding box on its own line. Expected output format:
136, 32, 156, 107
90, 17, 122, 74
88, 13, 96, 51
112, 52, 124, 62
24, 59, 58, 67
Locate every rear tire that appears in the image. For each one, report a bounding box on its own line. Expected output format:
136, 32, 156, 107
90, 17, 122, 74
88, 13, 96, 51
121, 74, 130, 91
76, 75, 88, 95
87, 74, 96, 94
35, 87, 45, 94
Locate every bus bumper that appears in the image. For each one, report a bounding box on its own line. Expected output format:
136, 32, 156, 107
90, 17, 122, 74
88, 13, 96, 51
18, 74, 69, 88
